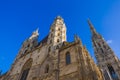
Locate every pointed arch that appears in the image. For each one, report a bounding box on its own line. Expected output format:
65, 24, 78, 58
19, 58, 33, 80
65, 52, 71, 65
45, 64, 49, 73
104, 70, 111, 80
107, 64, 119, 80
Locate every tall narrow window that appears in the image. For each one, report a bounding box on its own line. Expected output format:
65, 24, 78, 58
107, 64, 119, 80
57, 39, 60, 43
66, 52, 71, 65
48, 47, 51, 52
20, 58, 33, 80
104, 70, 111, 80
20, 69, 30, 80
45, 65, 49, 73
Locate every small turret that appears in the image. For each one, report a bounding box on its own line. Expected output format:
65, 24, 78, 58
16, 28, 39, 59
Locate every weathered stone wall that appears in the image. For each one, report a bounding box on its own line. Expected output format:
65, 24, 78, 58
0, 42, 104, 80
59, 44, 78, 77
59, 72, 78, 80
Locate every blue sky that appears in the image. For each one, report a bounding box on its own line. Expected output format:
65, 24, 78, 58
0, 0, 120, 74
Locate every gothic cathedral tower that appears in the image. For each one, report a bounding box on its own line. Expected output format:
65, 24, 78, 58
47, 16, 67, 50
88, 19, 120, 80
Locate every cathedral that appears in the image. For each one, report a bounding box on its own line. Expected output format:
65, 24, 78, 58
0, 16, 119, 80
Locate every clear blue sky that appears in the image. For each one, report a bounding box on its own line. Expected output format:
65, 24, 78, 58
0, 0, 120, 74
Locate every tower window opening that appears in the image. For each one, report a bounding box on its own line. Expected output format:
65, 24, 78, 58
58, 28, 60, 31
57, 39, 60, 43
51, 29, 54, 32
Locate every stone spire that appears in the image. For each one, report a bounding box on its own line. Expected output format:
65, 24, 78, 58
87, 19, 97, 36
88, 19, 120, 80
74, 34, 82, 45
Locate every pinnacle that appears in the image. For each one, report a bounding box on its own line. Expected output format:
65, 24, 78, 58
55, 15, 64, 21
29, 28, 39, 40
87, 18, 94, 29
87, 19, 97, 35
74, 34, 82, 44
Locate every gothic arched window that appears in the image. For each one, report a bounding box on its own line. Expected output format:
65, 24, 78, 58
57, 39, 60, 43
107, 64, 119, 80
66, 52, 71, 65
45, 65, 49, 73
104, 70, 111, 80
20, 58, 33, 80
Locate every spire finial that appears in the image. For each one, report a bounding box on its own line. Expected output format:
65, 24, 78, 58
29, 28, 39, 39
55, 15, 64, 21
87, 19, 97, 35
52, 15, 64, 26
74, 34, 82, 44
35, 28, 39, 35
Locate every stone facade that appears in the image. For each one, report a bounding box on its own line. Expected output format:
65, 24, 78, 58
88, 19, 120, 80
0, 16, 103, 80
